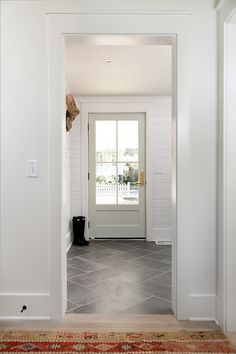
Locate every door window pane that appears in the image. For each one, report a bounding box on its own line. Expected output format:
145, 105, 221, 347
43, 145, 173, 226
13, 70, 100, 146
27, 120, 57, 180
96, 163, 116, 205
95, 119, 140, 205
118, 121, 139, 162
96, 121, 116, 162
118, 163, 139, 205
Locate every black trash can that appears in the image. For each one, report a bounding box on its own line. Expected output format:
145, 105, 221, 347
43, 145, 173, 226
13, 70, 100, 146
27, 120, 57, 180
72, 216, 89, 246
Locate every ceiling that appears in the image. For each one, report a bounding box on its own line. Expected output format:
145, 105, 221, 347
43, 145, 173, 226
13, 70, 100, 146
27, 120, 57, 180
65, 44, 172, 96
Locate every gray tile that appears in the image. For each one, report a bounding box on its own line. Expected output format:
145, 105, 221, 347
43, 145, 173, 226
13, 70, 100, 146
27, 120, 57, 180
108, 267, 162, 286
67, 281, 102, 306
71, 283, 151, 314
67, 247, 91, 259
67, 266, 87, 280
118, 296, 173, 314
157, 247, 172, 256
67, 240, 172, 314
114, 248, 154, 261
68, 298, 121, 314
129, 257, 171, 272
160, 257, 171, 265
133, 280, 171, 301
88, 278, 150, 299
92, 256, 132, 269
129, 241, 161, 251
84, 242, 108, 251
68, 257, 106, 272
77, 248, 122, 261
67, 300, 78, 312
101, 242, 136, 252
71, 268, 118, 287
142, 252, 170, 262
152, 271, 172, 287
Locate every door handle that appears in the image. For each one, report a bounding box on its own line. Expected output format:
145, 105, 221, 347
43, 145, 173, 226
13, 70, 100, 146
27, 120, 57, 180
135, 171, 145, 186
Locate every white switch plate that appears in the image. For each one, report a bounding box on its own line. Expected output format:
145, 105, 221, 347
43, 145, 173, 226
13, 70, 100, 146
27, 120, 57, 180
27, 160, 38, 177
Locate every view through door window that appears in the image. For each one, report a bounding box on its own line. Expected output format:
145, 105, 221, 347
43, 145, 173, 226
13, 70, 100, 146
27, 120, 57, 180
96, 120, 139, 205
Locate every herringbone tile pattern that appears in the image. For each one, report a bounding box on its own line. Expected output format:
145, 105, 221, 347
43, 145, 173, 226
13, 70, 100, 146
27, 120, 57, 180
67, 240, 172, 314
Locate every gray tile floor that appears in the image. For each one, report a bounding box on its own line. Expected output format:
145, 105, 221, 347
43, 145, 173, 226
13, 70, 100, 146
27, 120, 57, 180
67, 240, 172, 314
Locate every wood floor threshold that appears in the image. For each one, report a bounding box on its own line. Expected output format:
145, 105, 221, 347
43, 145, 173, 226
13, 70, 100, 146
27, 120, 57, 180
0, 314, 218, 331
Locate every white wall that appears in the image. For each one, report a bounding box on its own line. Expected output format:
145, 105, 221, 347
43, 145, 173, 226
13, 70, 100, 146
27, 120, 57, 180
69, 97, 172, 242
151, 98, 172, 241
0, 0, 217, 319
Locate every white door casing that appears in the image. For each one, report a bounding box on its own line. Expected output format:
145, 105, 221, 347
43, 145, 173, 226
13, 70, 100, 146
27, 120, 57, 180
47, 13, 192, 320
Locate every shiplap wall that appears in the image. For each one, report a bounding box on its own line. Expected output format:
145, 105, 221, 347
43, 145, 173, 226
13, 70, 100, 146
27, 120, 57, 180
65, 132, 72, 249
69, 97, 172, 242
151, 97, 172, 241
69, 106, 82, 220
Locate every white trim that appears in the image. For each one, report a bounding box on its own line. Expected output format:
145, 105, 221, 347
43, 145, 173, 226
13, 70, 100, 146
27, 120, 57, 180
47, 13, 190, 320
223, 8, 236, 332
217, 1, 236, 332
66, 231, 72, 252
80, 100, 154, 240
0, 294, 52, 319
46, 10, 192, 16
188, 295, 216, 320
150, 227, 172, 242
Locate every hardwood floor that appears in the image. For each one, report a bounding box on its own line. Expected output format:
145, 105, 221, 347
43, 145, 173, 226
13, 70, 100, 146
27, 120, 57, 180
0, 314, 218, 332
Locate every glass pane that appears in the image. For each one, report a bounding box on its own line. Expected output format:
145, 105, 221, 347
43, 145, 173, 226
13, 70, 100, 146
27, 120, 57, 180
96, 121, 116, 162
96, 163, 117, 205
118, 163, 139, 205
118, 121, 138, 162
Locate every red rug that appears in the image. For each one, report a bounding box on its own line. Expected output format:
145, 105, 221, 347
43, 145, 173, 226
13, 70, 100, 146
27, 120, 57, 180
0, 330, 235, 353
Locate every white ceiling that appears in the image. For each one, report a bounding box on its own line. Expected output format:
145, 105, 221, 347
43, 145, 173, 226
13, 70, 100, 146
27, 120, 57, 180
65, 44, 172, 96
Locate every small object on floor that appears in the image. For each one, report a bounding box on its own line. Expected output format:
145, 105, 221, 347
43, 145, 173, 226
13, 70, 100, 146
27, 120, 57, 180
0, 330, 234, 353
72, 216, 89, 246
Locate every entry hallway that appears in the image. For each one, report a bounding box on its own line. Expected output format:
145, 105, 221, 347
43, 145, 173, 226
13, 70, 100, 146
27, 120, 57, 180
67, 240, 172, 314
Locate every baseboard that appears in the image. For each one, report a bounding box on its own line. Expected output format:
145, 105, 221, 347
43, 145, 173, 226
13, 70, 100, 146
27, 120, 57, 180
147, 227, 172, 242
215, 295, 224, 330
188, 294, 216, 320
0, 294, 52, 318
66, 231, 73, 252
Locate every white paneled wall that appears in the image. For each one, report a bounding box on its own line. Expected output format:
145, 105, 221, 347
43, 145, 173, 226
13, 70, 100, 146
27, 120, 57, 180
69, 109, 82, 220
151, 97, 172, 241
65, 132, 71, 250
69, 97, 172, 242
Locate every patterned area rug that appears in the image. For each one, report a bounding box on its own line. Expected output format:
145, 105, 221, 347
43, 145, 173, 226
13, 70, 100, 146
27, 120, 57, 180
0, 330, 235, 353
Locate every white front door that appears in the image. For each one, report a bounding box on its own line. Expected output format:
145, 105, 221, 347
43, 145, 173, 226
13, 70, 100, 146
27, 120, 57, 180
89, 113, 146, 239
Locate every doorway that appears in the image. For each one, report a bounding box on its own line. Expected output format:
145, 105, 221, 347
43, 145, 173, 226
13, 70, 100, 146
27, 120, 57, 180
47, 11, 191, 318
65, 35, 174, 314
88, 113, 146, 239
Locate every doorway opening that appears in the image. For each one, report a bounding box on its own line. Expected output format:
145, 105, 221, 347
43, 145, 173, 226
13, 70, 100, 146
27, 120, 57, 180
64, 35, 176, 315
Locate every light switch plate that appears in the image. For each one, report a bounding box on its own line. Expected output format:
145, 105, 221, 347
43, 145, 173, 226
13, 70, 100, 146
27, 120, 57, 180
27, 160, 38, 177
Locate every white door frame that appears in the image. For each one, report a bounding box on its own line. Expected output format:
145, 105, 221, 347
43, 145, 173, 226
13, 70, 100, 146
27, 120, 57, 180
218, 2, 236, 332
48, 12, 190, 319
79, 99, 155, 241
